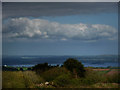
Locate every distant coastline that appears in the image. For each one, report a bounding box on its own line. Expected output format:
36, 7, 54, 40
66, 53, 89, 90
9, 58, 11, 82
2, 55, 118, 68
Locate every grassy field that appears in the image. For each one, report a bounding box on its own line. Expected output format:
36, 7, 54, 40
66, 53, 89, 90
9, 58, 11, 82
2, 67, 119, 88
2, 71, 44, 88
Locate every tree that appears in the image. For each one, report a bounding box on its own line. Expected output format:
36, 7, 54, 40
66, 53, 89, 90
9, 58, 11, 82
63, 58, 85, 78
32, 63, 50, 74
20, 68, 23, 71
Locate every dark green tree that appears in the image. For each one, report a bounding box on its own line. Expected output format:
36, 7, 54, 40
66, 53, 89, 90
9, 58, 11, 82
63, 58, 85, 78
32, 63, 50, 74
20, 68, 23, 71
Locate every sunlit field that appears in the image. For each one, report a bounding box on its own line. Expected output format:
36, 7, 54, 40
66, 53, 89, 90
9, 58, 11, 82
3, 66, 119, 88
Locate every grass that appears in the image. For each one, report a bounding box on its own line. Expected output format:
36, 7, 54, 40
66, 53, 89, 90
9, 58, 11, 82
3, 71, 26, 88
40, 67, 70, 81
53, 74, 71, 87
92, 83, 119, 88
2, 68, 119, 88
96, 70, 110, 75
23, 71, 45, 88
2, 71, 44, 88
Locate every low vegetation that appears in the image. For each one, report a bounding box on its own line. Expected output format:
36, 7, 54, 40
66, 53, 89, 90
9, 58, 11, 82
2, 58, 119, 88
2, 71, 44, 88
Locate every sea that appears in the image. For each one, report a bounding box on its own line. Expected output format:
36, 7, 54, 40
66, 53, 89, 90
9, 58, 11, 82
2, 55, 118, 67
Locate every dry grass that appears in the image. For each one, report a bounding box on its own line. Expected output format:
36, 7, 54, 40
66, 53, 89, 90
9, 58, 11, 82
2, 71, 44, 88
2, 68, 119, 88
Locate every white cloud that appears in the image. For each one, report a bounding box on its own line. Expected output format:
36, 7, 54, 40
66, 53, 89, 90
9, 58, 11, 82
3, 17, 117, 41
61, 38, 67, 41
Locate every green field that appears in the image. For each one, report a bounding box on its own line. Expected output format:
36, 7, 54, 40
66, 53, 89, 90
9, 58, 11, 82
2, 68, 119, 88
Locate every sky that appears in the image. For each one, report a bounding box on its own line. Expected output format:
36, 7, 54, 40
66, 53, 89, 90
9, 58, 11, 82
0, 1, 2, 56
2, 0, 120, 2
2, 2, 118, 56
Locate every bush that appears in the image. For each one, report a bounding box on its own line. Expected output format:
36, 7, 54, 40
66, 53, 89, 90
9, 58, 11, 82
23, 71, 45, 88
2, 71, 44, 88
53, 74, 71, 87
40, 67, 70, 81
83, 69, 107, 85
32, 63, 50, 74
2, 71, 26, 88
106, 73, 119, 83
92, 83, 119, 88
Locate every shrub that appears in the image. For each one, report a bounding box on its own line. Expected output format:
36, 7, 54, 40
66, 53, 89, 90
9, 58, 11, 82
2, 71, 44, 88
2, 71, 26, 88
40, 67, 70, 81
53, 74, 71, 87
92, 83, 119, 88
83, 69, 107, 85
32, 63, 50, 74
23, 71, 45, 88
106, 73, 119, 83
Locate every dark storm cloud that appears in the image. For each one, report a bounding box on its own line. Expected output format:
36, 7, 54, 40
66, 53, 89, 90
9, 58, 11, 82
2, 2, 118, 18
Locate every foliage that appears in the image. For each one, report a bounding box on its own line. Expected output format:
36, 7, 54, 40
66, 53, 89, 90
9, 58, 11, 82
53, 74, 71, 87
2, 61, 119, 88
2, 71, 26, 88
2, 66, 18, 71
40, 67, 70, 81
106, 73, 119, 83
2, 71, 44, 88
23, 71, 45, 88
63, 58, 85, 78
32, 63, 50, 74
92, 83, 119, 88
83, 69, 107, 85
